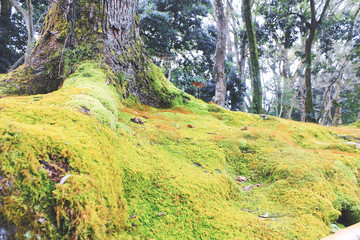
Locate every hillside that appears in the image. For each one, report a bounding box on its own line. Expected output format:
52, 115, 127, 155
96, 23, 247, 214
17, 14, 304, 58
0, 61, 359, 239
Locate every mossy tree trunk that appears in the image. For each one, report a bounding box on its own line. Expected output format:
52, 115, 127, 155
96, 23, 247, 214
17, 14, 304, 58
242, 0, 263, 114
0, 0, 171, 107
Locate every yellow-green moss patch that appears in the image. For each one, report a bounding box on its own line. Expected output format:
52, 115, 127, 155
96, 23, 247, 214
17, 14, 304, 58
1, 61, 360, 239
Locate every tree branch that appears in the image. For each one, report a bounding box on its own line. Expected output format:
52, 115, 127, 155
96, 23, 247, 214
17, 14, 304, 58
8, 0, 27, 18
289, 12, 311, 28
48, 0, 74, 22
317, 0, 331, 25
347, 3, 360, 42
8, 55, 25, 72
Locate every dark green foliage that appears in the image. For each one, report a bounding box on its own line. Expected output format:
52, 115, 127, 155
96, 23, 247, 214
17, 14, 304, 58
340, 84, 360, 125
351, 27, 360, 74
0, 7, 25, 73
139, 0, 212, 57
258, 0, 301, 49
318, 15, 358, 55
139, 0, 216, 101
225, 58, 246, 111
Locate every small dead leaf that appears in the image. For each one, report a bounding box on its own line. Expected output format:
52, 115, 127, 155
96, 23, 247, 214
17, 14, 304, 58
187, 124, 194, 128
193, 162, 202, 168
81, 107, 90, 114
130, 117, 144, 124
158, 212, 166, 216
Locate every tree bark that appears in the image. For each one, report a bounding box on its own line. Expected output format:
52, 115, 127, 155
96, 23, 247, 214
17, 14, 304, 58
0, 0, 11, 25
0, 0, 11, 32
0, 0, 12, 72
242, 0, 262, 114
213, 0, 227, 107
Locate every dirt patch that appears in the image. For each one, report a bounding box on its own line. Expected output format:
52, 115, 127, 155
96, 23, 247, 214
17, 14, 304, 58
39, 154, 70, 183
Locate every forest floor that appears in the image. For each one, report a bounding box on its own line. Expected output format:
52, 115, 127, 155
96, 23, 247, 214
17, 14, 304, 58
0, 61, 359, 239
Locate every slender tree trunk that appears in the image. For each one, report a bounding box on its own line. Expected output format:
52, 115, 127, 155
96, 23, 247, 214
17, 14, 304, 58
268, 62, 279, 116
242, 0, 262, 114
304, 27, 315, 122
302, 0, 330, 122
239, 33, 247, 112
230, 5, 247, 112
332, 80, 342, 126
320, 88, 332, 125
300, 73, 306, 122
226, 0, 232, 54
213, 0, 227, 107
8, 0, 35, 59
287, 78, 301, 119
280, 48, 291, 118
232, 13, 241, 74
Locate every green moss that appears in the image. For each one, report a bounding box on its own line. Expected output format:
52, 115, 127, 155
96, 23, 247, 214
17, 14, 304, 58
352, 121, 360, 128
1, 60, 360, 239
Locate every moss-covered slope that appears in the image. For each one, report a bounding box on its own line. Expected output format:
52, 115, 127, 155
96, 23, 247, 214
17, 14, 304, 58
0, 62, 359, 239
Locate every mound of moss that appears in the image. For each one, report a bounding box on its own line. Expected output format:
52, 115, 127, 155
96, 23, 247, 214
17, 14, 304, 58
1, 61, 360, 239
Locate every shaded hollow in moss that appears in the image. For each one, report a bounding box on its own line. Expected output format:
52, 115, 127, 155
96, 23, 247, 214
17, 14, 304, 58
336, 206, 360, 227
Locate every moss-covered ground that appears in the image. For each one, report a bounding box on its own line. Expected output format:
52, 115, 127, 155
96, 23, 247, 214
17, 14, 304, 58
0, 61, 359, 239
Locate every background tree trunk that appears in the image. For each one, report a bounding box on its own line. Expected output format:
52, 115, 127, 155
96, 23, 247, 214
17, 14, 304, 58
8, 0, 35, 59
332, 80, 342, 126
280, 47, 291, 117
0, 0, 12, 70
303, 0, 330, 122
304, 26, 315, 122
213, 0, 227, 107
0, 0, 11, 34
226, 0, 232, 54
242, 0, 262, 114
